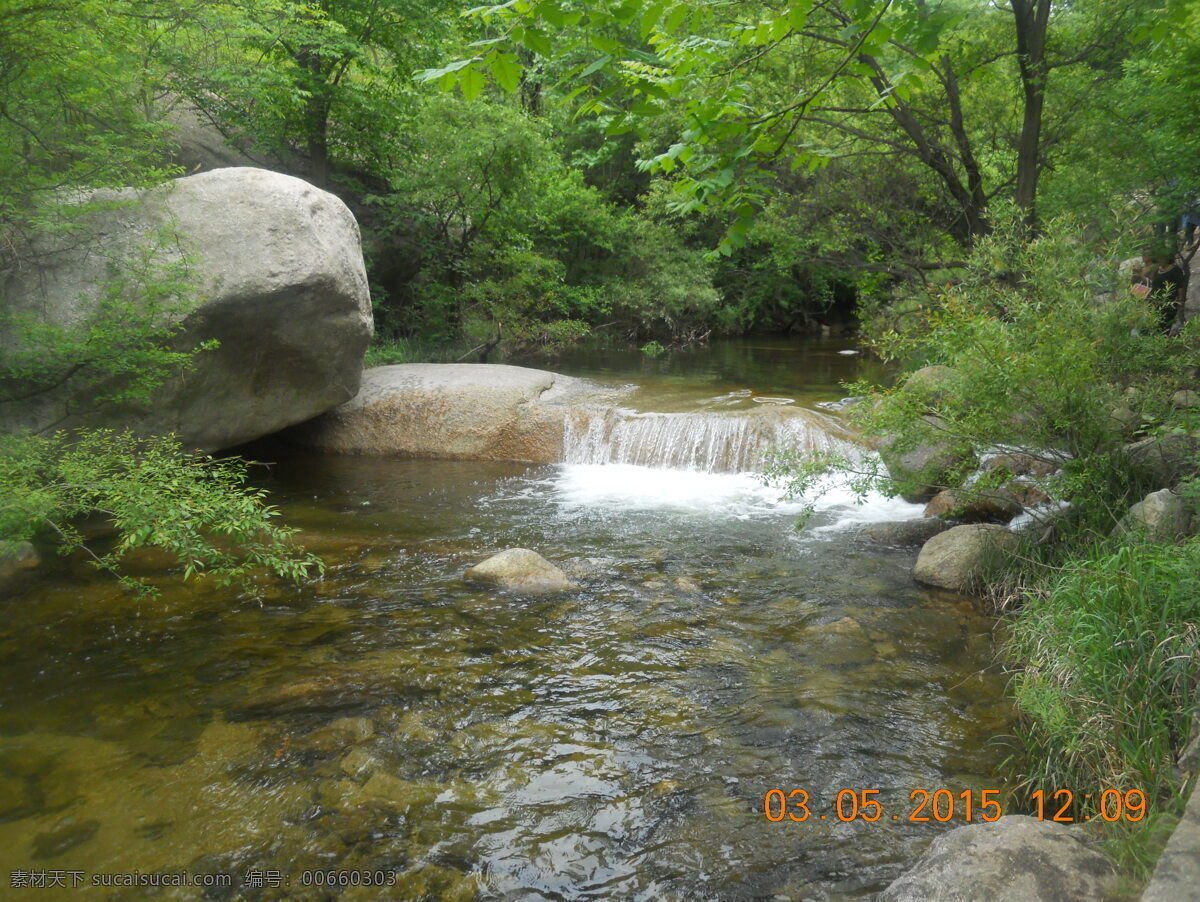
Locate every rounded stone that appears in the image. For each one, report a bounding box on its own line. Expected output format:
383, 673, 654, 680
879, 816, 1115, 902
464, 548, 577, 594
912, 524, 1020, 592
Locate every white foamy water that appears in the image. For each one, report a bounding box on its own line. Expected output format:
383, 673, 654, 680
551, 462, 926, 527
549, 401, 926, 528
562, 406, 855, 474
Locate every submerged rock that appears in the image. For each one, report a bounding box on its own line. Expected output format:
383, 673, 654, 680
0, 167, 373, 452
0, 541, 40, 588
464, 548, 577, 593
912, 524, 1020, 592
879, 816, 1115, 901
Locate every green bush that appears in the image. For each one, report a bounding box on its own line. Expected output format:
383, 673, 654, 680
0, 430, 322, 598
837, 213, 1193, 524
363, 97, 721, 352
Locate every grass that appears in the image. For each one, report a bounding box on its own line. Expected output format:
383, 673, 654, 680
363, 336, 471, 368
1004, 536, 1200, 881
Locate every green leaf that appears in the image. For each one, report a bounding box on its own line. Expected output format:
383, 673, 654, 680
664, 4, 688, 33
524, 27, 553, 57
579, 54, 613, 78
459, 66, 485, 101
537, 1, 565, 28
414, 57, 477, 83
641, 0, 670, 38
490, 52, 523, 93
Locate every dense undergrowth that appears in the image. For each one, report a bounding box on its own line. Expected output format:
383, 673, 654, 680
1003, 536, 1200, 880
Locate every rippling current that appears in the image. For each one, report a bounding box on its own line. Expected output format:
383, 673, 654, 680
0, 339, 1014, 900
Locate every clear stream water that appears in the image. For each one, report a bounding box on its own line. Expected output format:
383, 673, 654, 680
0, 338, 1015, 901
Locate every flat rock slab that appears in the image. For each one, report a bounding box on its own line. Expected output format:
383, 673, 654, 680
296, 363, 623, 463
880, 816, 1116, 902
464, 548, 577, 594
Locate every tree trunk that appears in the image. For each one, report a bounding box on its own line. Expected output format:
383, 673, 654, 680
1011, 0, 1051, 231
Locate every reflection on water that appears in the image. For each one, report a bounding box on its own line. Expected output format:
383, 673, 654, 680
515, 336, 892, 413
0, 340, 1010, 901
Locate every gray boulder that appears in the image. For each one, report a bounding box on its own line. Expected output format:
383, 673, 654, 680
464, 548, 577, 594
0, 167, 373, 452
1115, 488, 1193, 541
878, 416, 977, 503
879, 816, 1115, 902
1171, 389, 1200, 410
162, 98, 276, 173
983, 452, 1060, 479
1122, 434, 1200, 488
296, 363, 618, 463
1143, 772, 1200, 902
912, 524, 1020, 592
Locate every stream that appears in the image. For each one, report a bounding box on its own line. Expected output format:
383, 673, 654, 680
0, 338, 1015, 901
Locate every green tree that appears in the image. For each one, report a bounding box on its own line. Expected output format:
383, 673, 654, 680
420, 0, 1190, 256
169, 0, 464, 185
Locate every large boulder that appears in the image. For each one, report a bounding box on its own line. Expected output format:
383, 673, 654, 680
464, 548, 577, 593
878, 416, 977, 503
296, 364, 617, 462
1143, 772, 1200, 902
924, 488, 1023, 523
879, 816, 1116, 902
1115, 488, 1193, 541
983, 452, 1060, 479
912, 523, 1020, 592
0, 167, 372, 451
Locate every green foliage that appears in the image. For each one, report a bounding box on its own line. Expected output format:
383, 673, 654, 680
0, 0, 178, 254
1007, 538, 1200, 876
0, 430, 322, 598
841, 213, 1189, 523
170, 0, 462, 180
369, 98, 719, 350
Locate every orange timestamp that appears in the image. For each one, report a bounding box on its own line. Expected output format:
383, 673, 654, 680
763, 788, 1004, 823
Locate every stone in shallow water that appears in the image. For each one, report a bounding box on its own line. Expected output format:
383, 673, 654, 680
858, 518, 953, 546
463, 548, 577, 593
32, 817, 101, 859
879, 816, 1115, 901
912, 524, 1019, 593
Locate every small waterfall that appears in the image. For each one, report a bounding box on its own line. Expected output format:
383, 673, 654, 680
562, 406, 856, 473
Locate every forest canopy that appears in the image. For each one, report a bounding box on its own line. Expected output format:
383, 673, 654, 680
0, 0, 1195, 350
